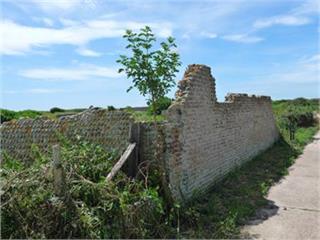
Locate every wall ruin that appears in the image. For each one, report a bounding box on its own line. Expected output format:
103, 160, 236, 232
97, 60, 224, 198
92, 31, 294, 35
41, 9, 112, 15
0, 110, 133, 162
0, 64, 279, 201
164, 64, 279, 200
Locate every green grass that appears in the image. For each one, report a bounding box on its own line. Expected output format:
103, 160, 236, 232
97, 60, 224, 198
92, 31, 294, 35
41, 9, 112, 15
123, 107, 167, 122
293, 126, 318, 149
130, 110, 166, 122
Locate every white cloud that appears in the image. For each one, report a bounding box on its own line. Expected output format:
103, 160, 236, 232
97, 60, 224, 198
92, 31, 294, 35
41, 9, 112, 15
4, 88, 65, 94
253, 0, 317, 30
254, 15, 311, 29
76, 47, 102, 57
33, 17, 55, 27
20, 64, 122, 81
42, 18, 54, 27
29, 0, 84, 12
291, 0, 319, 16
200, 31, 218, 39
0, 19, 172, 55
59, 18, 79, 27
222, 34, 263, 43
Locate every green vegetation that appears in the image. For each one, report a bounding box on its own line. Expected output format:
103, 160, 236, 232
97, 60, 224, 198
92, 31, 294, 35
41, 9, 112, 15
117, 26, 180, 123
0, 109, 42, 123
1, 138, 171, 239
49, 107, 65, 113
272, 98, 319, 142
1, 98, 319, 239
124, 106, 167, 122
147, 96, 173, 115
0, 108, 86, 123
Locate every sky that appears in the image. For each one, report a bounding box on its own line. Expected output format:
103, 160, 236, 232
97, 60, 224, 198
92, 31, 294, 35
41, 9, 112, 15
0, 0, 319, 111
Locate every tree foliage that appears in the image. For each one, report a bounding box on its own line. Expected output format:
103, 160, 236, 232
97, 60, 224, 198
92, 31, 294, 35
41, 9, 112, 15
117, 26, 181, 118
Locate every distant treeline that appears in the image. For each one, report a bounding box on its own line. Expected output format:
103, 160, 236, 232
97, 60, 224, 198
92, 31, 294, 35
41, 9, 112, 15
1, 97, 319, 124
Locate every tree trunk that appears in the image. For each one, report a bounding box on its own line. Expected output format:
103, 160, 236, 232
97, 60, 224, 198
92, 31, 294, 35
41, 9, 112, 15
150, 93, 174, 210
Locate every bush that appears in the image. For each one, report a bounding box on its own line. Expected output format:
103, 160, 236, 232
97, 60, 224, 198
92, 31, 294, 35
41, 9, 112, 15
0, 109, 42, 123
147, 96, 172, 115
1, 139, 168, 239
273, 98, 319, 141
0, 109, 16, 123
107, 106, 116, 111
50, 107, 65, 113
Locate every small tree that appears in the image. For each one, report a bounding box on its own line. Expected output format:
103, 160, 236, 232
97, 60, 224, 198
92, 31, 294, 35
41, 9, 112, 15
117, 26, 181, 207
117, 26, 181, 122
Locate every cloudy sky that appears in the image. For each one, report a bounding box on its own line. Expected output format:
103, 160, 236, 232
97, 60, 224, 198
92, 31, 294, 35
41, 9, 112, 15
1, 0, 319, 110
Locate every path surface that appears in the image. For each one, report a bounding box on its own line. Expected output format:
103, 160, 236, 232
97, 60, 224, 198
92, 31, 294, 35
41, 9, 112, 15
242, 132, 320, 239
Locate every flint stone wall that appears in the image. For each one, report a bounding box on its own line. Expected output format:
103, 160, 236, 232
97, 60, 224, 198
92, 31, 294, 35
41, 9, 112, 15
164, 64, 279, 200
0, 109, 133, 162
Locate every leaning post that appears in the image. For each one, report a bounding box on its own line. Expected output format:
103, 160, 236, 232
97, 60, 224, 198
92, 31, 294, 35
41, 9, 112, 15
52, 144, 66, 198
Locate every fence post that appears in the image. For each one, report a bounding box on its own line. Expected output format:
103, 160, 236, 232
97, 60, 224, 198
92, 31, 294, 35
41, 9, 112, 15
128, 123, 140, 177
52, 144, 66, 197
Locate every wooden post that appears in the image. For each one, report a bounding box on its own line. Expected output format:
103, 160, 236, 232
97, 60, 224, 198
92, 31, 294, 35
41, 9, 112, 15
52, 144, 66, 197
128, 123, 140, 177
106, 143, 136, 182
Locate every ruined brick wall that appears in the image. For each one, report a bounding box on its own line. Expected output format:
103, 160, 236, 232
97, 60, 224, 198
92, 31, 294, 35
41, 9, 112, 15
164, 64, 279, 200
0, 64, 279, 202
0, 109, 133, 162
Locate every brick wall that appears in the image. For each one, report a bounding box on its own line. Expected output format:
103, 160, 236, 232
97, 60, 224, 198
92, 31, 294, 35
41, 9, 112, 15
164, 64, 279, 200
0, 64, 279, 202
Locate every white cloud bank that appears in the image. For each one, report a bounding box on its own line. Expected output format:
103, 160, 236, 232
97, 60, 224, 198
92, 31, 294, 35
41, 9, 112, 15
20, 64, 122, 81
254, 15, 311, 29
76, 47, 102, 57
0, 19, 172, 55
222, 34, 263, 43
4, 88, 65, 94
253, 0, 318, 29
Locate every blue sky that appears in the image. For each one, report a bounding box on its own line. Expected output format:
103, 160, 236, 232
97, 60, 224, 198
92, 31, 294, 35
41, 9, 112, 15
1, 0, 319, 110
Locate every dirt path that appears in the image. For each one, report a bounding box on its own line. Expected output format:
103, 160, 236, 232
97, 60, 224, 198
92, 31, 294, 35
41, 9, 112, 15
242, 132, 320, 239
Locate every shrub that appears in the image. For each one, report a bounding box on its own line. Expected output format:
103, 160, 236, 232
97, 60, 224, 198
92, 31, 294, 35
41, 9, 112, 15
0, 109, 42, 123
50, 107, 65, 113
17, 110, 42, 119
1, 139, 168, 239
147, 96, 172, 115
0, 109, 16, 123
107, 105, 116, 111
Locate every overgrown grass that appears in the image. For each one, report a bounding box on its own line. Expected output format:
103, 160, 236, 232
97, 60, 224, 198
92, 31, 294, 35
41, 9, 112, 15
124, 107, 167, 122
1, 138, 169, 239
